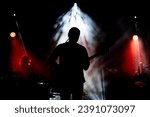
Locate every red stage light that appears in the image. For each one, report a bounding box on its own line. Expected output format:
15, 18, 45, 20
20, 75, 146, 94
10, 32, 16, 38
133, 35, 138, 41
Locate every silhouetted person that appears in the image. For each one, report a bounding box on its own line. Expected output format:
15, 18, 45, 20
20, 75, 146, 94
21, 56, 31, 70
48, 27, 90, 100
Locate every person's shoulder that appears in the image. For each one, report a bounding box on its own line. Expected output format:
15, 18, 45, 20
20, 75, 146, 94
57, 43, 66, 48
77, 43, 86, 50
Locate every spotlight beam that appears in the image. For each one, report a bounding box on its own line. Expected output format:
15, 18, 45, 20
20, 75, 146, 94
14, 13, 27, 56
51, 3, 105, 99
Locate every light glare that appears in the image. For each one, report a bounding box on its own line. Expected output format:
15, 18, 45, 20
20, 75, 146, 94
134, 16, 137, 19
133, 35, 138, 41
10, 32, 16, 38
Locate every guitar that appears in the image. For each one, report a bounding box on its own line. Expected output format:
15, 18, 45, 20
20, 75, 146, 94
49, 52, 103, 92
88, 52, 102, 61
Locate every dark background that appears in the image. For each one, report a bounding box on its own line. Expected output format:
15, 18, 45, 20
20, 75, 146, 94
0, 0, 150, 74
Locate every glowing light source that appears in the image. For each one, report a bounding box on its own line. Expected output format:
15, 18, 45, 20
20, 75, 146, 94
53, 2, 101, 47
10, 32, 16, 38
134, 16, 137, 19
133, 35, 138, 41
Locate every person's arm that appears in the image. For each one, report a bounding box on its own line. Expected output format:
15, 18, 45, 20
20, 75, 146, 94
47, 45, 60, 67
82, 47, 90, 70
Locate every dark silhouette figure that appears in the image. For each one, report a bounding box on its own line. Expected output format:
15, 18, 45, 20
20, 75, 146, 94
48, 27, 90, 100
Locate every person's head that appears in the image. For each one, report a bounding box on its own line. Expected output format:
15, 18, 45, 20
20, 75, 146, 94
68, 27, 80, 43
21, 55, 31, 68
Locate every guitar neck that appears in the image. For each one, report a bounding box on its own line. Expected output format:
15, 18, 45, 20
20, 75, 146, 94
89, 53, 101, 61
